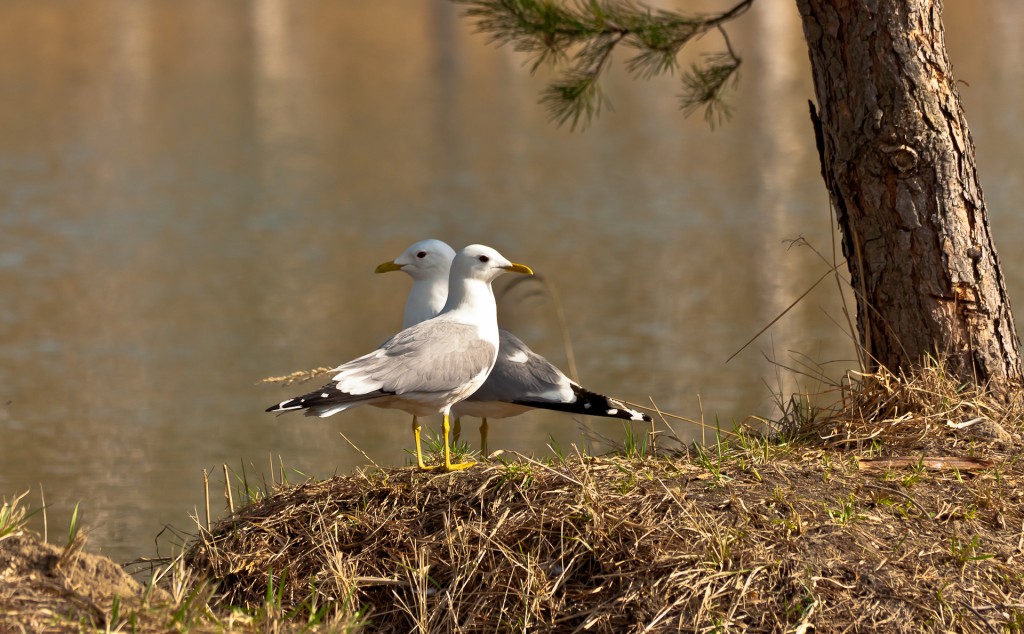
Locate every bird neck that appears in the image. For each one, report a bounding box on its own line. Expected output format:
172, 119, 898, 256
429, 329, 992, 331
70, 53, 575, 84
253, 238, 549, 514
403, 277, 448, 328
441, 278, 498, 334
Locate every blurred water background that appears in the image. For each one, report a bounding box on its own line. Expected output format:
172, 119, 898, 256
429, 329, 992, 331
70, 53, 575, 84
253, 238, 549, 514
1, 0, 1021, 563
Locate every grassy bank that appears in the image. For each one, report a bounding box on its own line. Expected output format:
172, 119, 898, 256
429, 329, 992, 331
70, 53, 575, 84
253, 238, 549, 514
185, 437, 1024, 632
3, 364, 1024, 632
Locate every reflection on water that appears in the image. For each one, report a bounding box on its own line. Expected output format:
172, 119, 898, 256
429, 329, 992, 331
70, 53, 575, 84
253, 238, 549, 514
0, 0, 1021, 563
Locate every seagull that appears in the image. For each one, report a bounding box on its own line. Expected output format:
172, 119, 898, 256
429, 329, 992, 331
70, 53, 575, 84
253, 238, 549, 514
375, 239, 651, 456
267, 244, 534, 471
374, 239, 456, 329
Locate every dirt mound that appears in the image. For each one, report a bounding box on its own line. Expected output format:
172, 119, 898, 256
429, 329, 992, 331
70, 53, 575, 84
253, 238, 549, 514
186, 442, 1024, 633
0, 532, 169, 632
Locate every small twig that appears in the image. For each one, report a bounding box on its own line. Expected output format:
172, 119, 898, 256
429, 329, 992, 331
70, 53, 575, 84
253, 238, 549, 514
340, 432, 381, 471
961, 600, 1000, 634
647, 396, 680, 444
707, 0, 755, 28
501, 274, 580, 382
716, 24, 737, 61
860, 482, 930, 519
624, 399, 741, 439
223, 464, 234, 514
538, 276, 579, 383
510, 451, 585, 488
810, 575, 856, 589
39, 483, 47, 544
726, 266, 835, 363
974, 603, 1024, 611
202, 469, 211, 532
646, 397, 662, 453
727, 566, 763, 622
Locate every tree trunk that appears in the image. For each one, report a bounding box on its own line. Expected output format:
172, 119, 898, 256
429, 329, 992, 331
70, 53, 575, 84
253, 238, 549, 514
796, 0, 1022, 387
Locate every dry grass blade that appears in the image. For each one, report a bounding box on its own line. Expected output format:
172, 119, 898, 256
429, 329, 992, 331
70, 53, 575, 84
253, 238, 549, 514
857, 456, 994, 472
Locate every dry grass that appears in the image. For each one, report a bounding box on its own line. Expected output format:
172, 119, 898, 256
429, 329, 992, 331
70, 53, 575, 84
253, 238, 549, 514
185, 361, 1024, 633
183, 450, 1024, 632
774, 356, 1023, 451
4, 360, 1024, 632
0, 531, 173, 632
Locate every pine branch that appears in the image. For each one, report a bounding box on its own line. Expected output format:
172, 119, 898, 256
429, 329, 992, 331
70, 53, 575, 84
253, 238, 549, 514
541, 68, 610, 129
456, 0, 754, 129
680, 27, 742, 128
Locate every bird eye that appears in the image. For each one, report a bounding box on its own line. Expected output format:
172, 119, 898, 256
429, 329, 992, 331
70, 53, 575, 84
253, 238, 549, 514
478, 255, 490, 263
416, 251, 427, 258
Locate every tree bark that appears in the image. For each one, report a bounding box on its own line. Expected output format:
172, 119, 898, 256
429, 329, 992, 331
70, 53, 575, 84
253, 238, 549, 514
796, 0, 1022, 387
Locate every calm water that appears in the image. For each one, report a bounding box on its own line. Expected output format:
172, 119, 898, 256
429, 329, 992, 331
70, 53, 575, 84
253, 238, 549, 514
1, 0, 1022, 564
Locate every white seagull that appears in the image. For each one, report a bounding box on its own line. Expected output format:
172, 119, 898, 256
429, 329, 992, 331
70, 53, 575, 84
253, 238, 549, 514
267, 244, 533, 471
374, 239, 651, 455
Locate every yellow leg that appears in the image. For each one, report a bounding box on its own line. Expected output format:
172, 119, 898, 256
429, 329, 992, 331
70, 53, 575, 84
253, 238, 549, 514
443, 414, 477, 472
412, 417, 437, 471
452, 417, 462, 445
480, 418, 489, 458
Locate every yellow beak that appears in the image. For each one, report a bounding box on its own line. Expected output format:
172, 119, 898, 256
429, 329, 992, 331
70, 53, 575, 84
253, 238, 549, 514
502, 262, 534, 275
375, 260, 403, 274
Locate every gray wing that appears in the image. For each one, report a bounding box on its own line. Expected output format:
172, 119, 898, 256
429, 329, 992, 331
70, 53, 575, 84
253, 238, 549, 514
333, 320, 497, 396
466, 330, 652, 422
468, 330, 573, 403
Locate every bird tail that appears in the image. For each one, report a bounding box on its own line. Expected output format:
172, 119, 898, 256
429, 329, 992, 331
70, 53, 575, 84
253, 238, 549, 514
514, 384, 651, 421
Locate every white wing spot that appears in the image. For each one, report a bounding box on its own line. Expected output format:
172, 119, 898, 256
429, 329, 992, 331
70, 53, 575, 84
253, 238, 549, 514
321, 392, 329, 398
583, 402, 592, 409
507, 350, 529, 363
607, 408, 618, 415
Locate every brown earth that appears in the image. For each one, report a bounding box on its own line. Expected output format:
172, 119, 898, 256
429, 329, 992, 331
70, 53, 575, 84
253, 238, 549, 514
0, 533, 170, 632
184, 425, 1024, 633
3, 426, 1023, 632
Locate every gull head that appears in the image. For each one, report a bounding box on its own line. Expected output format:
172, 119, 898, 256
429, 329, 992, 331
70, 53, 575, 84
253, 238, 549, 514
453, 244, 533, 283
375, 239, 456, 281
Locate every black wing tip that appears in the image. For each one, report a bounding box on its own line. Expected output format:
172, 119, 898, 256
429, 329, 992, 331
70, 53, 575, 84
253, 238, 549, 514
265, 384, 395, 415
572, 385, 651, 421
511, 385, 651, 421
266, 398, 302, 413
602, 405, 652, 422
264, 386, 338, 414
511, 399, 650, 421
